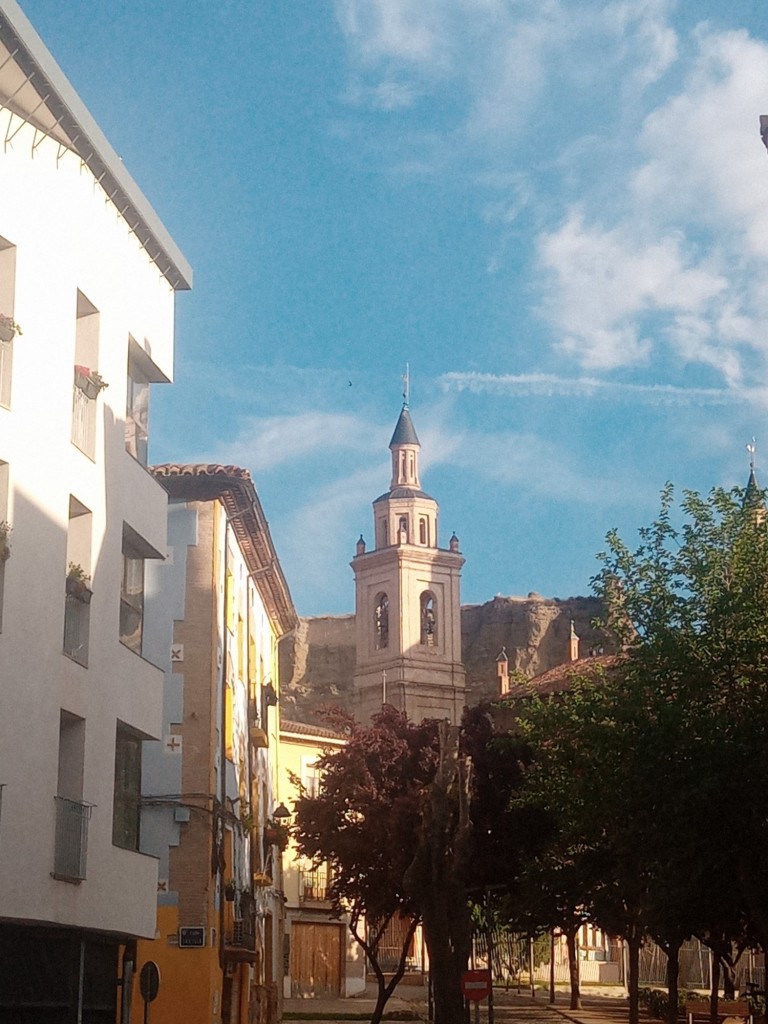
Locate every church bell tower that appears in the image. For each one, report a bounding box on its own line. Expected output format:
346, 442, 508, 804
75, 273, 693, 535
351, 398, 466, 723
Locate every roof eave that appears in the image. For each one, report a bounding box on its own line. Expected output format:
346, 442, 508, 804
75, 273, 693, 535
151, 464, 298, 636
0, 0, 192, 290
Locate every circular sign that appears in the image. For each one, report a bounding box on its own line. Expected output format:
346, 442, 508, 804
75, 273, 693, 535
461, 969, 491, 1002
139, 961, 160, 1003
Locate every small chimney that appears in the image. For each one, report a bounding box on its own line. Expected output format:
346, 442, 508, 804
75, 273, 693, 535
496, 646, 509, 695
569, 620, 580, 663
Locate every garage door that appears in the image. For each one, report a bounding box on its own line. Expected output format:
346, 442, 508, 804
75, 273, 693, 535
290, 922, 343, 997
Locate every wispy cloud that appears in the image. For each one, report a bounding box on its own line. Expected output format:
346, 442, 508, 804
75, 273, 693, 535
441, 371, 740, 406
205, 411, 382, 471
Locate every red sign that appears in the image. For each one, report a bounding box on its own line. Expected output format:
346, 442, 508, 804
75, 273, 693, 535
461, 969, 492, 1001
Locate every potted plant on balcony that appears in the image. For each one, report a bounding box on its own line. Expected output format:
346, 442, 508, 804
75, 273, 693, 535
74, 365, 109, 400
0, 521, 11, 562
0, 314, 22, 343
66, 563, 92, 603
223, 878, 237, 902
263, 818, 290, 851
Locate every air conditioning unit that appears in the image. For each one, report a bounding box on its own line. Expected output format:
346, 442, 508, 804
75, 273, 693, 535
179, 927, 205, 948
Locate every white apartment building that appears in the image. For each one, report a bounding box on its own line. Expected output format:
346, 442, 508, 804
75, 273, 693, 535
0, 2, 191, 1019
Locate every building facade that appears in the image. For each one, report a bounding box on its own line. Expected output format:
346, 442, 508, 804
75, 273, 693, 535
351, 403, 466, 724
0, 1, 190, 1019
136, 465, 297, 1024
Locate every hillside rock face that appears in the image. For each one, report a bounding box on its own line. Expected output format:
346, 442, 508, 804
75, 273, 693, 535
278, 594, 609, 725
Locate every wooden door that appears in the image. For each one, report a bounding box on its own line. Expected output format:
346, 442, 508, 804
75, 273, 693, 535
290, 923, 343, 997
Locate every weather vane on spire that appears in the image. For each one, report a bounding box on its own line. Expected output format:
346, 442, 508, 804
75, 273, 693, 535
402, 363, 410, 407
747, 437, 757, 472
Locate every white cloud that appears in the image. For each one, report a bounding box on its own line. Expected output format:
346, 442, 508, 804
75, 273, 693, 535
604, 0, 678, 89
206, 411, 382, 471
537, 212, 728, 372
335, 0, 447, 64
440, 370, 738, 406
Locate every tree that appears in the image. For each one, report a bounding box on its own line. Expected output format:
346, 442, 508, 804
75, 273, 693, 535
293, 707, 478, 1024
293, 706, 438, 1024
592, 483, 768, 1018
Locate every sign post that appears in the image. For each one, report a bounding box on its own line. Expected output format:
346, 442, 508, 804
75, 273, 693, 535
139, 961, 160, 1024
462, 969, 492, 1024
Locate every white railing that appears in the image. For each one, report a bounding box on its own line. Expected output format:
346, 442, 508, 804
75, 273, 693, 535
71, 385, 95, 457
53, 796, 92, 881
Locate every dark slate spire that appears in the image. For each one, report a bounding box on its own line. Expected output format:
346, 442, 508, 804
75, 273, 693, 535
389, 404, 420, 448
743, 438, 766, 515
744, 467, 764, 510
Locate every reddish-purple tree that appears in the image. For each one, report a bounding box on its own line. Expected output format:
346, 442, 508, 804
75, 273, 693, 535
293, 707, 475, 1024
293, 707, 439, 1024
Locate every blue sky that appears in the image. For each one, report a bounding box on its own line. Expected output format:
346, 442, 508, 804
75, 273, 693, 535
21, 0, 768, 615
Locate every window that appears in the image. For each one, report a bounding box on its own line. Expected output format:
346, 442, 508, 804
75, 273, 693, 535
125, 337, 168, 466
125, 361, 148, 464
419, 517, 428, 545
54, 711, 90, 881
302, 758, 321, 799
374, 592, 389, 650
398, 516, 409, 544
120, 548, 144, 655
120, 524, 163, 657
420, 592, 437, 647
71, 291, 101, 459
112, 722, 141, 851
63, 497, 92, 666
0, 238, 17, 410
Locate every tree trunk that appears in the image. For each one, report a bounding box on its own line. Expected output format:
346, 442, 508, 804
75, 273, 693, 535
710, 954, 720, 1024
550, 930, 556, 1004
425, 922, 468, 1024
350, 914, 419, 1024
627, 934, 641, 1024
666, 940, 682, 1024
566, 927, 581, 1011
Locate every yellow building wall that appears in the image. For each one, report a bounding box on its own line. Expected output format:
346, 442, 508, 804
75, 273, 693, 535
133, 905, 222, 1024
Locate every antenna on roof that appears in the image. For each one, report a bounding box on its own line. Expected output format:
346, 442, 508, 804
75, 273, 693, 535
402, 363, 410, 407
747, 437, 757, 472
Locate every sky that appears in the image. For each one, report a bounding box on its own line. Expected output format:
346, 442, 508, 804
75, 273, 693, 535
18, 0, 768, 616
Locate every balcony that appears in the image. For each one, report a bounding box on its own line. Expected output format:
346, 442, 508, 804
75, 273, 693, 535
223, 899, 257, 964
300, 868, 330, 904
71, 383, 96, 458
63, 590, 90, 666
53, 796, 92, 882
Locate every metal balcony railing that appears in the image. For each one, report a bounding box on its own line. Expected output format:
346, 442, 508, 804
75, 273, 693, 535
63, 593, 90, 666
53, 796, 92, 881
300, 868, 329, 902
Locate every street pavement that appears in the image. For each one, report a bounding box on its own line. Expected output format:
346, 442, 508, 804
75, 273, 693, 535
283, 985, 634, 1024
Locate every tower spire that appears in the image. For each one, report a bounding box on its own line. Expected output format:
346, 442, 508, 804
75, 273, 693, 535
402, 363, 410, 407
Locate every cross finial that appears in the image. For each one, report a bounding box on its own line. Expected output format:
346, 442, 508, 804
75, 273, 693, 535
402, 363, 410, 407
747, 437, 757, 472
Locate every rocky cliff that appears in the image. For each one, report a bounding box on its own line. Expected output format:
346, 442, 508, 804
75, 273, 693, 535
278, 594, 610, 725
